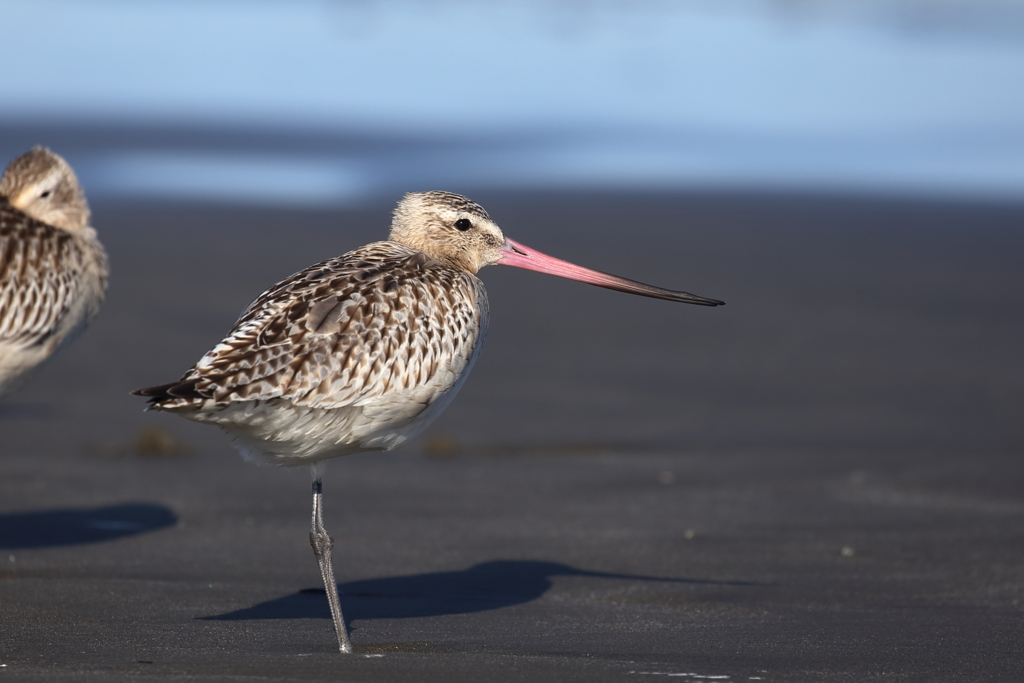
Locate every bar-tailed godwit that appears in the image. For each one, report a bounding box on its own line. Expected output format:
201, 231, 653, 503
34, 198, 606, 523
0, 147, 108, 397
134, 191, 723, 652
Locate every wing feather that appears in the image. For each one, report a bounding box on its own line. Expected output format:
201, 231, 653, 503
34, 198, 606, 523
141, 242, 486, 411
0, 203, 89, 348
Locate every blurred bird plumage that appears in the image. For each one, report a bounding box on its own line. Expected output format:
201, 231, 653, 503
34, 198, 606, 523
0, 147, 108, 397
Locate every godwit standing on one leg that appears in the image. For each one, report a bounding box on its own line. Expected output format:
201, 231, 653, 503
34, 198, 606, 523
133, 191, 723, 653
0, 147, 108, 398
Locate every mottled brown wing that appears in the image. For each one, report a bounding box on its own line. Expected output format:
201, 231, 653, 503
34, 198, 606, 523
146, 241, 486, 409
0, 203, 87, 348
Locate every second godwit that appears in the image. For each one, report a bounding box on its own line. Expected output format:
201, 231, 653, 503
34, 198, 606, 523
134, 191, 723, 652
0, 147, 108, 398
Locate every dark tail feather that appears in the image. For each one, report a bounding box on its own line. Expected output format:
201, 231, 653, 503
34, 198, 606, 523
131, 379, 203, 405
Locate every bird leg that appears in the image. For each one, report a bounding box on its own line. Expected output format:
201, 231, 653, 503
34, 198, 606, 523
310, 474, 353, 653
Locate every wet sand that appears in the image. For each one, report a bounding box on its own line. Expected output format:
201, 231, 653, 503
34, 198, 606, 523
1, 191, 1022, 681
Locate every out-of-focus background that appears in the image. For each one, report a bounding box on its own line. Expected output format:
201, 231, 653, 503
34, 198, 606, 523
3, 0, 1024, 203
2, 2, 1023, 681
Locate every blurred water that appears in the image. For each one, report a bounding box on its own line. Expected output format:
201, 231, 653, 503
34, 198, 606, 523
2, 0, 1023, 203
86, 151, 369, 205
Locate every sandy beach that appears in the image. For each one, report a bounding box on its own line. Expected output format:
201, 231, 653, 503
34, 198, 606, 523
1, 191, 1022, 681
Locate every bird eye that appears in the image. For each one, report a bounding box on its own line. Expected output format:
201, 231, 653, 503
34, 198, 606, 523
454, 218, 472, 231
40, 191, 51, 198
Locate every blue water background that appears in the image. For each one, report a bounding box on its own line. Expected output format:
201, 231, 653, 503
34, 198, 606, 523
2, 0, 1023, 205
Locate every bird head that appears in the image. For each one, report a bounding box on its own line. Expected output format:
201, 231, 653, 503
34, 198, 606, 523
389, 190, 507, 274
0, 147, 90, 232
389, 190, 724, 306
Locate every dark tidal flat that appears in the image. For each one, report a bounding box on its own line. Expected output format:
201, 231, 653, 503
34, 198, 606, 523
1, 191, 1022, 682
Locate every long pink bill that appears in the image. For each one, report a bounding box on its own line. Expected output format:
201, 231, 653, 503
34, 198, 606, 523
498, 238, 725, 307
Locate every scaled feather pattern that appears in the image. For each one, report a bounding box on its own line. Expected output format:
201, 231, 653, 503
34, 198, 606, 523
0, 148, 108, 397
138, 241, 488, 465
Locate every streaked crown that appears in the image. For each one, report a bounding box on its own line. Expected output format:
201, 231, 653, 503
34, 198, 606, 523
389, 191, 506, 274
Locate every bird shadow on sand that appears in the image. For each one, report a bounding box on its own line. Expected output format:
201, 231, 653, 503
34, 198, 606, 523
203, 559, 764, 623
0, 503, 178, 548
